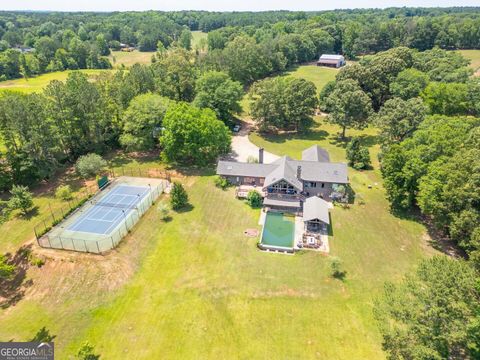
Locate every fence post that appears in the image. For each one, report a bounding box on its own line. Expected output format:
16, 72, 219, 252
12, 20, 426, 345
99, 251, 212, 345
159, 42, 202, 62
72, 238, 76, 251
96, 241, 100, 253
84, 240, 88, 253
47, 236, 52, 248
111, 236, 115, 249
34, 226, 39, 241
59, 236, 64, 249
48, 203, 56, 222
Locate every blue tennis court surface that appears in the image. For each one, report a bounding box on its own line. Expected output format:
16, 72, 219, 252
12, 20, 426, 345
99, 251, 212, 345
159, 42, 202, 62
68, 185, 150, 235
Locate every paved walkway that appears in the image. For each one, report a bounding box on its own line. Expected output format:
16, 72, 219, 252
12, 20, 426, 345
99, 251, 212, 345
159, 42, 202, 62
226, 121, 279, 164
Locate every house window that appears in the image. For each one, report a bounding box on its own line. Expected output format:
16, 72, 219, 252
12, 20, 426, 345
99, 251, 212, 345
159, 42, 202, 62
244, 177, 256, 185
321, 183, 325, 188
309, 182, 317, 188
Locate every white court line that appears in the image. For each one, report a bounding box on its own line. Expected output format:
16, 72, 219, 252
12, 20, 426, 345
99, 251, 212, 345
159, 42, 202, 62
69, 185, 151, 234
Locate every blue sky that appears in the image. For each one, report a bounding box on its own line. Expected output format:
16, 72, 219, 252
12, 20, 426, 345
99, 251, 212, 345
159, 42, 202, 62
1, 0, 479, 12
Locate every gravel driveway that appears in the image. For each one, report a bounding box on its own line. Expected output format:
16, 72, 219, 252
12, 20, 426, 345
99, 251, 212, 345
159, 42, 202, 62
227, 122, 279, 163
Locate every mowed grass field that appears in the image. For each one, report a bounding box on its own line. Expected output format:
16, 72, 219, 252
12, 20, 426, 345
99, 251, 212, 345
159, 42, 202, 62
458, 49, 480, 75
0, 117, 434, 358
0, 69, 113, 93
108, 50, 154, 68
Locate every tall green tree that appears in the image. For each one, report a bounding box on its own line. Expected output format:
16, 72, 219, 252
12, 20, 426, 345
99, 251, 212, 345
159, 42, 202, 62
193, 71, 243, 122
390, 68, 430, 100
375, 256, 480, 360
160, 102, 231, 166
325, 79, 372, 138
374, 97, 427, 144
120, 94, 170, 151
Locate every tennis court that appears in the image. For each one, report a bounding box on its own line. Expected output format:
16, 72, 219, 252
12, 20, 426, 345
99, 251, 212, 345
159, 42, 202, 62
38, 176, 167, 253
68, 185, 150, 235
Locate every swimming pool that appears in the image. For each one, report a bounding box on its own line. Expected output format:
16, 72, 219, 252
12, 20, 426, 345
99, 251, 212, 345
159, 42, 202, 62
259, 212, 295, 251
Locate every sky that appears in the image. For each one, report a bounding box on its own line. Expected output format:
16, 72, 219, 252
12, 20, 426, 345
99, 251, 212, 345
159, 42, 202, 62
1, 0, 479, 12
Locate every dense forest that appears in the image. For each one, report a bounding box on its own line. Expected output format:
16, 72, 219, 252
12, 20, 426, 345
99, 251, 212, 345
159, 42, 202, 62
1, 8, 480, 80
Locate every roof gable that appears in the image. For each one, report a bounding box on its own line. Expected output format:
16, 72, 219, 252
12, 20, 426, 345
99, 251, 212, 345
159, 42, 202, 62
263, 156, 303, 191
303, 196, 330, 224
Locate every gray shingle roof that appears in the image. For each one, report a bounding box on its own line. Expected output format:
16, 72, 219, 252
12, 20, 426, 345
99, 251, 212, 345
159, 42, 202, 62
216, 161, 275, 177
301, 145, 330, 162
217, 151, 348, 185
303, 196, 330, 224
263, 157, 303, 191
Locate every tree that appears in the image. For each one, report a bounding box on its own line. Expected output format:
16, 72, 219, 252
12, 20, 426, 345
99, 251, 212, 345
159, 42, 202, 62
374, 256, 480, 360
390, 68, 430, 100
170, 182, 189, 210
193, 71, 243, 122
119, 94, 170, 151
152, 48, 196, 102
55, 185, 73, 201
374, 97, 427, 144
179, 28, 192, 50
421, 82, 469, 116
250, 77, 317, 132
8, 185, 33, 215
380, 115, 479, 209
160, 102, 231, 166
325, 79, 372, 138
330, 257, 346, 280
246, 190, 262, 208
346, 137, 371, 170
0, 254, 15, 280
76, 341, 100, 360
222, 36, 272, 84
417, 148, 480, 259
31, 327, 56, 342
75, 154, 107, 179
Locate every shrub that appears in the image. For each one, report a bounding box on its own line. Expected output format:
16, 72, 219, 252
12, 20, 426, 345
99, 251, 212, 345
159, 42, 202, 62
346, 137, 371, 170
330, 257, 346, 280
55, 185, 73, 201
8, 185, 34, 215
170, 182, 189, 210
246, 190, 262, 208
214, 175, 230, 190
75, 153, 107, 179
157, 203, 170, 221
76, 341, 100, 360
0, 254, 15, 280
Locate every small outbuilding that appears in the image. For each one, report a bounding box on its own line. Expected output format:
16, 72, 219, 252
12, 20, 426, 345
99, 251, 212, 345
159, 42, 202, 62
303, 196, 330, 232
317, 54, 345, 68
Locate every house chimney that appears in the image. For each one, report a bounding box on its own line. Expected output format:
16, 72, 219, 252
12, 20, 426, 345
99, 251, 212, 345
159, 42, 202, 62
297, 165, 302, 180
259, 148, 264, 164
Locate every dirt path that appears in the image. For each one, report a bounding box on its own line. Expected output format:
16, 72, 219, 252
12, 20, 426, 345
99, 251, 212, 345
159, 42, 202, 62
227, 120, 279, 163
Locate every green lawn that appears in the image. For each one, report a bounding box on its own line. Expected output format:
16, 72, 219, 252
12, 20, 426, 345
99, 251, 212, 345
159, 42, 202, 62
108, 50, 154, 68
281, 64, 338, 93
0, 120, 434, 358
0, 70, 113, 93
458, 49, 480, 75
192, 31, 208, 51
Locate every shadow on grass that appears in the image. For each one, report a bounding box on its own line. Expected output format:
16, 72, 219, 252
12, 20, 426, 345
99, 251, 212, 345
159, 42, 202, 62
391, 205, 467, 259
30, 327, 56, 342
328, 213, 334, 237
17, 206, 39, 220
259, 128, 329, 144
174, 203, 194, 213
328, 133, 380, 150
0, 244, 34, 309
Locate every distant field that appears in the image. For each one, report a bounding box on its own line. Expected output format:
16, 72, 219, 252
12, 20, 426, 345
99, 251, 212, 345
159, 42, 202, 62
282, 65, 338, 92
108, 50, 154, 68
240, 65, 338, 116
192, 31, 208, 51
0, 70, 113, 93
458, 49, 480, 75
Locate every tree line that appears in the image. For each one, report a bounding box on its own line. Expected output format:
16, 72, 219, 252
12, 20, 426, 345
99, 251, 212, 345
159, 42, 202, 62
2, 8, 480, 80
316, 46, 480, 359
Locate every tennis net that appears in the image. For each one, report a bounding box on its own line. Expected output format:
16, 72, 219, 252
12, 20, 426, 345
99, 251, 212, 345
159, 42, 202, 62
89, 199, 140, 210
